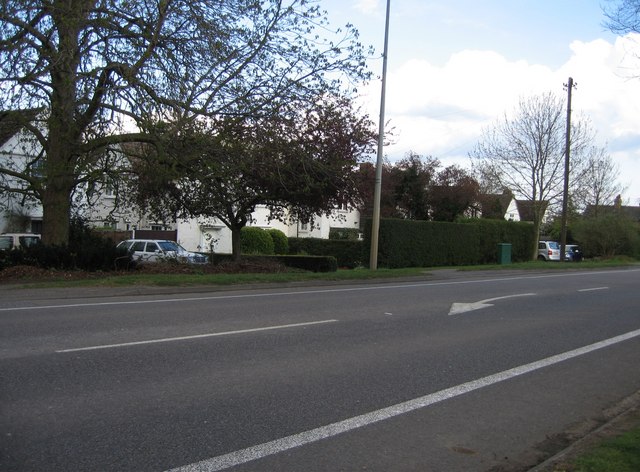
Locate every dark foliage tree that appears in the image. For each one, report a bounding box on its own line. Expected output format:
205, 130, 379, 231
0, 0, 372, 245
429, 165, 480, 221
131, 95, 376, 258
391, 152, 439, 220
354, 161, 399, 218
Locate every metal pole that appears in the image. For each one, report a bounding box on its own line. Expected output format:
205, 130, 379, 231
560, 77, 575, 262
369, 0, 391, 270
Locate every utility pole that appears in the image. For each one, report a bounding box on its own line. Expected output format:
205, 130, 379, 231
560, 77, 576, 262
369, 0, 391, 270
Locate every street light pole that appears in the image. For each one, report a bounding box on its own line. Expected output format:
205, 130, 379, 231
369, 0, 391, 270
560, 77, 576, 262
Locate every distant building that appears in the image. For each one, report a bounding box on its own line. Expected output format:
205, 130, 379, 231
584, 195, 640, 222
475, 189, 548, 223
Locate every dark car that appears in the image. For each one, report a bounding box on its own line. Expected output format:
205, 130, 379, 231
565, 244, 583, 262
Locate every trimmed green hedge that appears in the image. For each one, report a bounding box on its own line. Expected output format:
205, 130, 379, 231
208, 254, 337, 272
288, 237, 365, 269
363, 218, 535, 268
275, 255, 338, 272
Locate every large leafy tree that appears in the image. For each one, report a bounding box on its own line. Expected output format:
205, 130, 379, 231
429, 165, 480, 222
391, 153, 439, 220
0, 0, 371, 245
131, 95, 376, 257
470, 92, 595, 259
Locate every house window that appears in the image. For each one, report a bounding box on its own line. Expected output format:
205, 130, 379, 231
103, 179, 116, 197
150, 224, 163, 231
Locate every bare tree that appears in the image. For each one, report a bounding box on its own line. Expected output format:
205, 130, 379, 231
603, 0, 640, 34
470, 92, 595, 259
574, 145, 626, 213
0, 0, 372, 245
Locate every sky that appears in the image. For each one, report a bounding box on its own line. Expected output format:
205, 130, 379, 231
322, 0, 640, 205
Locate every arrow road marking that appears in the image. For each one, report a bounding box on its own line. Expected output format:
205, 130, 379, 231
448, 293, 536, 315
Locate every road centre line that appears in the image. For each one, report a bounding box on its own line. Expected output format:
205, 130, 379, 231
166, 328, 640, 472
2, 268, 638, 312
55, 320, 337, 353
578, 287, 609, 292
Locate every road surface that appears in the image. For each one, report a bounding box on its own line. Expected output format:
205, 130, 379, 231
1, 268, 639, 471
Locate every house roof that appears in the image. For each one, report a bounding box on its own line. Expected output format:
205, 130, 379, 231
584, 204, 640, 222
515, 200, 548, 222
0, 109, 41, 147
477, 191, 514, 219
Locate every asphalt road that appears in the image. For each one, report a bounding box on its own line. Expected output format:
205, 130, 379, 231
1, 268, 639, 471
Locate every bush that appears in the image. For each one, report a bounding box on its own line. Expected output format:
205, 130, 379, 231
288, 237, 365, 268
329, 227, 362, 240
241, 227, 275, 255
267, 229, 289, 254
0, 218, 124, 272
573, 214, 640, 258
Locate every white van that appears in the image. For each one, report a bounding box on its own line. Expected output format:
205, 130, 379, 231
0, 233, 41, 250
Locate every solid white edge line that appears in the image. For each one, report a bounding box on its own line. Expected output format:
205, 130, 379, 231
3, 268, 638, 312
578, 287, 609, 292
55, 320, 338, 353
165, 328, 640, 472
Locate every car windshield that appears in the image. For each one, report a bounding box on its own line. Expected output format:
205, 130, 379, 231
548, 242, 560, 249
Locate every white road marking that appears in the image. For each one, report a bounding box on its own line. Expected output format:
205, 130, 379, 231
578, 287, 609, 292
448, 293, 536, 315
55, 320, 338, 353
166, 328, 640, 472
1, 268, 637, 312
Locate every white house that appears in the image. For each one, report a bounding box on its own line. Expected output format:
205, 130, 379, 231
0, 110, 44, 234
1, 109, 362, 251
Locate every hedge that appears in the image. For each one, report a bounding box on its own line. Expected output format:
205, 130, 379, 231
288, 237, 365, 268
362, 218, 536, 268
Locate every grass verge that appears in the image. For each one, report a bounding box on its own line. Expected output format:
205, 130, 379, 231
555, 426, 640, 472
5, 258, 638, 289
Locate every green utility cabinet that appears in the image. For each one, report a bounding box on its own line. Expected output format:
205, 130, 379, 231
497, 243, 512, 265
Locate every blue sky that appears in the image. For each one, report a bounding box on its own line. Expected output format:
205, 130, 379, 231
322, 0, 640, 204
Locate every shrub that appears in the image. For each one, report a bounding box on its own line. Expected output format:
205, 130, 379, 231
241, 227, 275, 255
0, 218, 124, 271
573, 214, 640, 258
288, 237, 365, 268
329, 227, 362, 240
267, 228, 289, 254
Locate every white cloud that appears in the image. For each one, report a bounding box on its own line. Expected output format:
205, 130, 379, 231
354, 0, 380, 15
362, 33, 640, 203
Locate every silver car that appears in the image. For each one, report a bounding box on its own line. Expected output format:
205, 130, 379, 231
117, 239, 208, 264
538, 240, 560, 261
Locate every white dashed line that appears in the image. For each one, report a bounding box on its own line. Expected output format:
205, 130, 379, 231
56, 320, 338, 353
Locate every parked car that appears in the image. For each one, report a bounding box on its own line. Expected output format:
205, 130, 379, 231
538, 240, 560, 261
0, 233, 41, 250
565, 244, 583, 262
116, 239, 208, 264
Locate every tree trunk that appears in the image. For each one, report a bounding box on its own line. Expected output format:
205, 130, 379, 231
231, 225, 242, 260
41, 180, 73, 246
